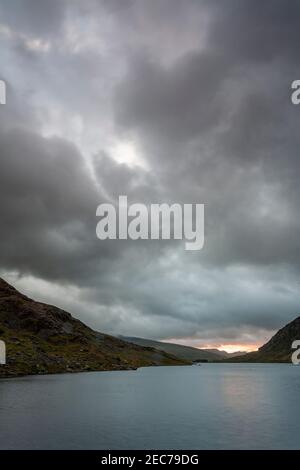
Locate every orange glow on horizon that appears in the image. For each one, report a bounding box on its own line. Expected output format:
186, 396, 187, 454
164, 337, 260, 353
203, 344, 259, 354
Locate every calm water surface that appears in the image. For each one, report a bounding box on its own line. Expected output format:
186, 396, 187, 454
0, 364, 299, 449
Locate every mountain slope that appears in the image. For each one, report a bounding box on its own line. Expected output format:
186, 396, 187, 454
0, 278, 188, 378
204, 348, 247, 359
121, 336, 222, 362
229, 316, 300, 363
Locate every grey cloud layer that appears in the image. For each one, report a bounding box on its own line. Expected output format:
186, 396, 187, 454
1, 0, 300, 346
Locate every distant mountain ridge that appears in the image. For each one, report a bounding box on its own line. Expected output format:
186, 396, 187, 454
1, 278, 298, 377
121, 336, 225, 362
123, 318, 300, 364
204, 348, 247, 358
0, 278, 187, 378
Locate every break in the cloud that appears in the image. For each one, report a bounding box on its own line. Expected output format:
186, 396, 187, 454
1, 0, 300, 350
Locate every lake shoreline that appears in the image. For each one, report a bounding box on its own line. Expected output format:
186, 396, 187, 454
0, 360, 294, 381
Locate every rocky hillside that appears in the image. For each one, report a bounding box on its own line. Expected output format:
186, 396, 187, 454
229, 316, 300, 363
0, 278, 188, 378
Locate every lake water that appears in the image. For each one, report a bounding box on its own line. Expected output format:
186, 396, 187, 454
0, 364, 299, 449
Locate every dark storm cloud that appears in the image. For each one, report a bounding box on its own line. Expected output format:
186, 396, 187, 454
0, 127, 127, 284
115, 51, 231, 147
0, 0, 66, 38
114, 0, 300, 270
1, 0, 300, 346
207, 0, 300, 63
0, 129, 88, 276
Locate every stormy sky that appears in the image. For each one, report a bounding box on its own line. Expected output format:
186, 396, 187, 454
1, 0, 300, 351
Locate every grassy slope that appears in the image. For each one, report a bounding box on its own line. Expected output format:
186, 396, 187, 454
0, 278, 189, 378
